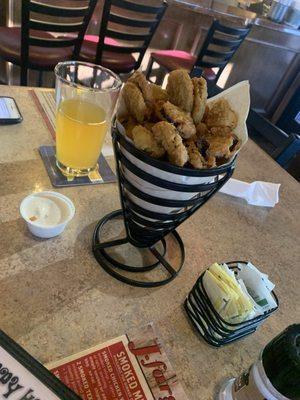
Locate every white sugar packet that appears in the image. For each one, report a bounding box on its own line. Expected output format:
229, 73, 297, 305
237, 262, 277, 311
221, 263, 265, 319
237, 278, 264, 319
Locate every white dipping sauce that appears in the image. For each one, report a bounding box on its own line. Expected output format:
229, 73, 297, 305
20, 191, 75, 238
26, 196, 62, 226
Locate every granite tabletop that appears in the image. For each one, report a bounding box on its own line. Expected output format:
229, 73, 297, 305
0, 85, 299, 400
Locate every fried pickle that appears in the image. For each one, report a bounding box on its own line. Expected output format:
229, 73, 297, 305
143, 121, 155, 131
128, 71, 152, 103
132, 125, 165, 159
202, 105, 210, 122
196, 122, 210, 139
122, 117, 137, 139
152, 121, 188, 167
166, 69, 193, 112
205, 99, 237, 129
206, 155, 217, 168
192, 77, 207, 125
229, 135, 242, 157
205, 131, 234, 159
163, 101, 196, 139
122, 82, 149, 123
152, 100, 166, 121
149, 83, 169, 103
196, 125, 238, 162
185, 138, 206, 169
210, 126, 232, 137
118, 68, 242, 169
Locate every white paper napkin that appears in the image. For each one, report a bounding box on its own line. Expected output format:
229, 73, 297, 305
219, 178, 280, 207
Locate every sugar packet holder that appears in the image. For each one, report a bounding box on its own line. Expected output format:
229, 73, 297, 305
184, 261, 279, 347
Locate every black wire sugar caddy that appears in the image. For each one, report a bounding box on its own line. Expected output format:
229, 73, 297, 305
92, 123, 236, 287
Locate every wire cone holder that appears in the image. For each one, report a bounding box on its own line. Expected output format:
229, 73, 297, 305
93, 127, 236, 287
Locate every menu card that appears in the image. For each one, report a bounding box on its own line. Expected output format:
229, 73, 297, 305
0, 330, 80, 399
47, 323, 188, 400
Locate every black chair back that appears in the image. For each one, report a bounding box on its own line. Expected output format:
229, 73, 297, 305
21, 0, 97, 85
93, 0, 167, 71
186, 77, 300, 169
247, 109, 300, 168
193, 20, 251, 82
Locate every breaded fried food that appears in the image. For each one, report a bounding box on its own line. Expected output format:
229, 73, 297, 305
118, 68, 243, 169
122, 82, 149, 123
202, 105, 210, 122
122, 117, 137, 139
206, 155, 217, 168
128, 71, 152, 103
192, 77, 207, 125
152, 121, 188, 167
205, 130, 234, 159
185, 138, 206, 169
196, 125, 238, 162
143, 121, 155, 131
229, 135, 242, 157
210, 126, 232, 136
132, 125, 165, 159
116, 92, 129, 120
166, 69, 193, 112
149, 83, 169, 102
205, 99, 237, 129
153, 100, 166, 121
163, 101, 196, 139
196, 122, 210, 139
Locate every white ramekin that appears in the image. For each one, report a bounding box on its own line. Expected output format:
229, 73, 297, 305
20, 191, 75, 238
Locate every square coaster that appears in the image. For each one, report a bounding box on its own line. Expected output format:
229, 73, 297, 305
39, 146, 116, 187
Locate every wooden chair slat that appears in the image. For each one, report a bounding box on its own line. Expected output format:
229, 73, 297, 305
30, 0, 89, 17
29, 19, 83, 33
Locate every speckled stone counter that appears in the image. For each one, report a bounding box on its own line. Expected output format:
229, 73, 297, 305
0, 85, 299, 400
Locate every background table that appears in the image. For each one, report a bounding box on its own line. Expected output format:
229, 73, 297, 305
0, 85, 299, 400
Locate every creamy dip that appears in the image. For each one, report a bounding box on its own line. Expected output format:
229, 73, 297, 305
24, 195, 63, 226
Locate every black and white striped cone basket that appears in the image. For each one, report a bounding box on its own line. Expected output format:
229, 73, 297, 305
92, 126, 236, 287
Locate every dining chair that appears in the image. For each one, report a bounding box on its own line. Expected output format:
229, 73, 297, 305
0, 0, 97, 86
247, 109, 300, 168
146, 19, 251, 85
79, 0, 168, 74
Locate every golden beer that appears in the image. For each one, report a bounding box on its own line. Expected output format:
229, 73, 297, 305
54, 62, 121, 177
56, 98, 107, 176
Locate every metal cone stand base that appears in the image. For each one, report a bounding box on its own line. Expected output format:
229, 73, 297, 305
92, 210, 185, 287
92, 127, 235, 288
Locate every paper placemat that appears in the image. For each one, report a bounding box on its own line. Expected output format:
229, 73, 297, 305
30, 89, 56, 139
30, 89, 116, 187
